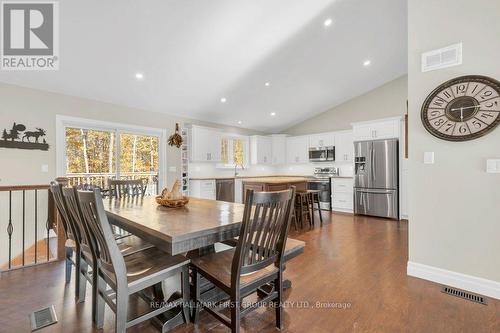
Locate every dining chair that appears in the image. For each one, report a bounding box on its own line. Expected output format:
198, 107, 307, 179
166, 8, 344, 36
77, 188, 191, 333
62, 186, 156, 322
109, 179, 147, 199
50, 181, 85, 301
191, 187, 296, 333
108, 179, 147, 238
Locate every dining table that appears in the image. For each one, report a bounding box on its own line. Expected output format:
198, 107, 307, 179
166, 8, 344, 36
104, 195, 304, 332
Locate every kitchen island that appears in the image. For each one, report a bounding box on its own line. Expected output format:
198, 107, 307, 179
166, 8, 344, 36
242, 177, 309, 201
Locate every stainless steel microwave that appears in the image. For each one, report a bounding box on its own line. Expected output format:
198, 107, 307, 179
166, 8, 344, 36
309, 146, 335, 162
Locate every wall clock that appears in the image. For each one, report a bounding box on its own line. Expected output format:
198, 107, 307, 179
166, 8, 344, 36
421, 75, 500, 141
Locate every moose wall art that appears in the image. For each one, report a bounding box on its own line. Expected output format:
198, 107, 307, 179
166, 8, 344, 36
0, 123, 49, 151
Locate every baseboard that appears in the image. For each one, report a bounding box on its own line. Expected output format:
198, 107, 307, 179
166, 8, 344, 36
407, 261, 500, 300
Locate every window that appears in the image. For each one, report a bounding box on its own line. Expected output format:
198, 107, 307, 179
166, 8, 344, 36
57, 116, 166, 195
218, 136, 248, 168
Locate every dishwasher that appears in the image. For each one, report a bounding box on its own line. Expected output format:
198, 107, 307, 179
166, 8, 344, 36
216, 179, 235, 202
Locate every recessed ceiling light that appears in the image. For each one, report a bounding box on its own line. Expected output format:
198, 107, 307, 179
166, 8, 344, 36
135, 72, 144, 80
270, 112, 276, 116
237, 120, 242, 125
324, 18, 333, 27
220, 97, 227, 103
265, 82, 271, 87
363, 60, 371, 67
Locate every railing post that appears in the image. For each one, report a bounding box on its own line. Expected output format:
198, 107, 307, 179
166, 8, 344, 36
55, 177, 69, 261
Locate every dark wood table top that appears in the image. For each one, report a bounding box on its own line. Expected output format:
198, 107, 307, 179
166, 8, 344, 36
104, 196, 246, 255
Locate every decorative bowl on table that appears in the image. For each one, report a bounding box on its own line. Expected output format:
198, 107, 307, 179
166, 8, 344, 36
155, 195, 189, 208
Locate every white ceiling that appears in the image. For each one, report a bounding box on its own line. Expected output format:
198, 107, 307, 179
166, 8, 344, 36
0, 0, 407, 132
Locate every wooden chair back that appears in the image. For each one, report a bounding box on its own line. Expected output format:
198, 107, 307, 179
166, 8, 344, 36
50, 181, 79, 243
109, 179, 146, 199
232, 187, 296, 279
77, 188, 127, 286
62, 186, 96, 260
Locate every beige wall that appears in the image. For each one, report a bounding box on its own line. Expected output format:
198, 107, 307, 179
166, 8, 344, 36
0, 83, 260, 187
408, 0, 500, 283
283, 75, 407, 135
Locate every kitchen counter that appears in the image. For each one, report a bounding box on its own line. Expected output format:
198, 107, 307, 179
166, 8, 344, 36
189, 175, 314, 180
241, 177, 311, 184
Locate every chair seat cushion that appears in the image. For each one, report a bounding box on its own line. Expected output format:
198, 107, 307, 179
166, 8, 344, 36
191, 248, 279, 291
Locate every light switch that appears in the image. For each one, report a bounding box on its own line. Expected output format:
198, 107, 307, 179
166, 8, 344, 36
424, 152, 434, 164
41, 164, 49, 173
486, 159, 500, 173
169, 166, 177, 172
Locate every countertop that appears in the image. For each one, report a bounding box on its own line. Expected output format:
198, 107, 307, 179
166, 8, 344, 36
241, 177, 311, 184
189, 175, 353, 180
189, 175, 314, 181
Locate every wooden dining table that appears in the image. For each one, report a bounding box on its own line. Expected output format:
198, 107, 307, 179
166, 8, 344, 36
104, 196, 304, 332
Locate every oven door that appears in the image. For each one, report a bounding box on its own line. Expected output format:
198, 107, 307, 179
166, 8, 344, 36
307, 180, 331, 210
309, 148, 328, 162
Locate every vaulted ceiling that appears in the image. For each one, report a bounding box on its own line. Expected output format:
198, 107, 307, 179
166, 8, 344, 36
0, 0, 407, 132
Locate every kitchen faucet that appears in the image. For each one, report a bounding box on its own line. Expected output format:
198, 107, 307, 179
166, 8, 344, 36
234, 162, 245, 177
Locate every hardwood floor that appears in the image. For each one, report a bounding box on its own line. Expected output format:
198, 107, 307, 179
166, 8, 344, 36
0, 212, 498, 332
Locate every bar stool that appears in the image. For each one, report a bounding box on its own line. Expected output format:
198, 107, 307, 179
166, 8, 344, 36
306, 190, 323, 227
295, 191, 312, 229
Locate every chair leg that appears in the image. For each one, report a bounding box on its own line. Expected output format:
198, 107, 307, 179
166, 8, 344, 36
275, 269, 284, 330
115, 287, 128, 333
191, 268, 201, 323
182, 266, 191, 324
316, 195, 323, 225
96, 276, 106, 329
230, 295, 241, 333
77, 258, 88, 303
65, 247, 73, 284
91, 262, 99, 323
309, 194, 315, 228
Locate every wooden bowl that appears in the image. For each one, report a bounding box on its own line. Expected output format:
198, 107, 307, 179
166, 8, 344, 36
155, 195, 190, 208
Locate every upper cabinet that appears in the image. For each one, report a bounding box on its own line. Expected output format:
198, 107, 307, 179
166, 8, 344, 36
271, 134, 287, 165
250, 135, 272, 165
352, 117, 402, 141
309, 132, 335, 147
334, 130, 354, 162
190, 125, 222, 162
286, 136, 309, 164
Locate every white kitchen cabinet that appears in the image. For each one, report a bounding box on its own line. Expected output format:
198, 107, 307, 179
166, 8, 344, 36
352, 117, 401, 141
286, 136, 309, 164
309, 132, 335, 148
250, 135, 272, 165
189, 179, 216, 200
271, 134, 287, 165
331, 178, 354, 213
190, 125, 222, 162
335, 131, 354, 162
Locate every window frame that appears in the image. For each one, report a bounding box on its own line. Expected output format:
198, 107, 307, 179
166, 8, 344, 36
216, 134, 249, 169
56, 115, 167, 190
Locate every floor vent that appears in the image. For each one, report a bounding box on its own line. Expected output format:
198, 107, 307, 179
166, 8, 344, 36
30, 305, 58, 331
441, 286, 487, 305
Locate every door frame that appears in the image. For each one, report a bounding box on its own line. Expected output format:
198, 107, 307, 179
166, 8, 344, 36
55, 115, 167, 190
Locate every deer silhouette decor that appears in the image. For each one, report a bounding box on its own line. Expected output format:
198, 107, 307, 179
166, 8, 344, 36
0, 123, 49, 151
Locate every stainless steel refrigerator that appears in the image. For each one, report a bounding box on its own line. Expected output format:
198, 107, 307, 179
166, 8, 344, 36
354, 139, 399, 219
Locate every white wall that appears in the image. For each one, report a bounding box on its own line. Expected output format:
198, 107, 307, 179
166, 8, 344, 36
284, 75, 407, 135
408, 0, 500, 292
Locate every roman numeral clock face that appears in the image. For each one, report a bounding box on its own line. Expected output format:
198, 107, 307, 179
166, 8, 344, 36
421, 75, 500, 141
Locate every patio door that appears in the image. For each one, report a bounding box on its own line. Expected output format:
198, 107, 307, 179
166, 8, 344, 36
57, 116, 166, 195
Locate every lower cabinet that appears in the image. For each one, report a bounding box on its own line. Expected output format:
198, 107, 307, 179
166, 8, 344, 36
189, 179, 216, 200
331, 178, 354, 213
242, 181, 307, 202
